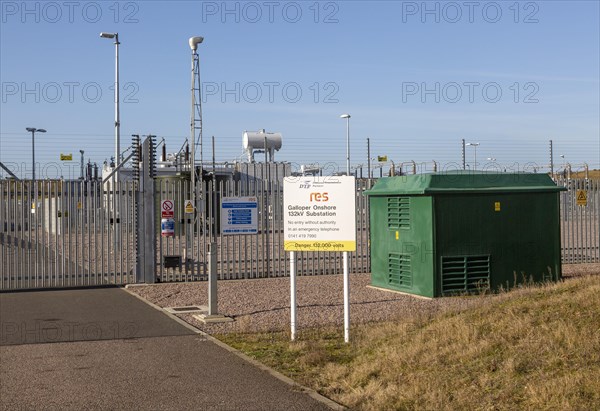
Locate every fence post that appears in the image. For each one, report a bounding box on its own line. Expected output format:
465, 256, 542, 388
136, 136, 156, 284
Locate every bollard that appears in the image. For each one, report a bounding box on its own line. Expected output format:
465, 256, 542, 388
194, 241, 232, 323
208, 242, 218, 315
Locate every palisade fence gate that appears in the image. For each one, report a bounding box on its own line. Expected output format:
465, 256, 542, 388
0, 179, 138, 290
1, 164, 598, 291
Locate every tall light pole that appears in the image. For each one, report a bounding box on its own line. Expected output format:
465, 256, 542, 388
100, 32, 120, 178
466, 142, 480, 170
340, 114, 351, 174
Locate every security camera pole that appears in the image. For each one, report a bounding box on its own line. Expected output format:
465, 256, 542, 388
189, 36, 203, 204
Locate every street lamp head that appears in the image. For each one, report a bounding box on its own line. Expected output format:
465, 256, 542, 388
26, 127, 46, 133
189, 36, 204, 51
466, 142, 479, 147
100, 32, 116, 39
340, 114, 351, 119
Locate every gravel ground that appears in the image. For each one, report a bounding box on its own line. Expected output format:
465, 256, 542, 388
128, 263, 600, 335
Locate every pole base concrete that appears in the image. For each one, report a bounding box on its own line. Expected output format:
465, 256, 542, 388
193, 313, 234, 324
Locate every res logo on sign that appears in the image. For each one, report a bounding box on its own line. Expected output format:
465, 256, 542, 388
310, 192, 329, 202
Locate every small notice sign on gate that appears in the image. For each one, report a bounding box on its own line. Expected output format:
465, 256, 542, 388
161, 199, 174, 218
576, 190, 587, 206
221, 197, 258, 235
184, 200, 195, 214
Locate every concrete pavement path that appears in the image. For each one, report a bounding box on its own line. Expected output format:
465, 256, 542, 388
0, 287, 334, 410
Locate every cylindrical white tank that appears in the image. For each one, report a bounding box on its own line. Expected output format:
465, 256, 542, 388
243, 130, 283, 162
243, 130, 282, 152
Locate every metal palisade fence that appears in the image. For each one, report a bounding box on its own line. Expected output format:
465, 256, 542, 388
156, 175, 372, 282
556, 177, 599, 264
1, 172, 598, 290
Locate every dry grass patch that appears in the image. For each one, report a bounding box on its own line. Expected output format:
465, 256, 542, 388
218, 275, 600, 410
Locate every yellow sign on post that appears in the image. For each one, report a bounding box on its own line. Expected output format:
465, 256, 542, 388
60, 153, 73, 161
576, 190, 587, 206
377, 155, 388, 162
494, 202, 501, 212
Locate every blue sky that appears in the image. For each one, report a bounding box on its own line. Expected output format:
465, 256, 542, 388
1, 0, 599, 179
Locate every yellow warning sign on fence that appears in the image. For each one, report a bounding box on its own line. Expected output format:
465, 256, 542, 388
576, 190, 587, 206
60, 153, 73, 161
184, 200, 195, 214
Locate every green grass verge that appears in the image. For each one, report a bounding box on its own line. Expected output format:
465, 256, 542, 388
217, 275, 600, 410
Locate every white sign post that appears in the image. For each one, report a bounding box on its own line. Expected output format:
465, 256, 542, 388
284, 176, 356, 342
